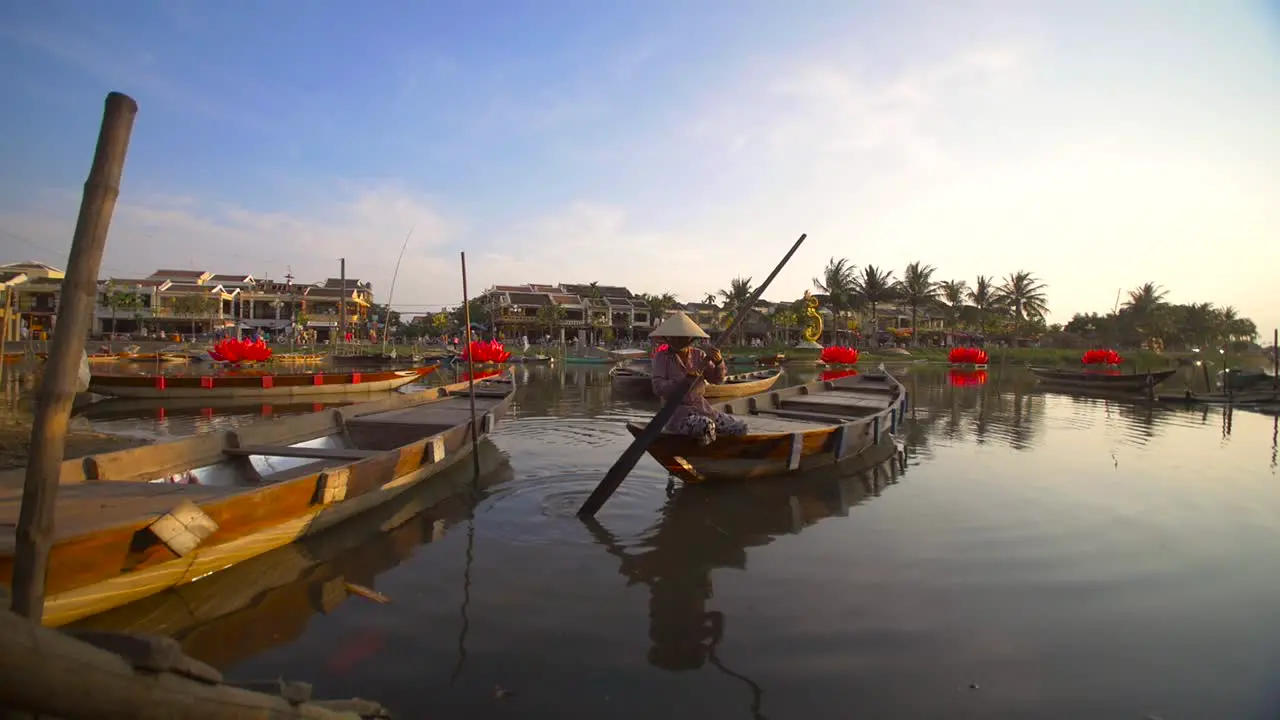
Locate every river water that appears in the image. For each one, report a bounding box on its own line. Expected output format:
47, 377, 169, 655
68, 364, 1280, 719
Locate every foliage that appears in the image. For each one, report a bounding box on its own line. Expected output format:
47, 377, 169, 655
851, 265, 897, 346
899, 262, 940, 346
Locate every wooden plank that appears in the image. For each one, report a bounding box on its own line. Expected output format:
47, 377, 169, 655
784, 394, 889, 410
787, 432, 804, 471
223, 446, 383, 461
753, 409, 852, 424
833, 423, 849, 459
148, 500, 219, 557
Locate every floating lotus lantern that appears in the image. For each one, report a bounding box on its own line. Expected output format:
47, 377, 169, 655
948, 347, 989, 366
208, 337, 273, 363
821, 369, 860, 381
948, 368, 988, 387
461, 340, 512, 364
1082, 348, 1123, 366
819, 346, 860, 365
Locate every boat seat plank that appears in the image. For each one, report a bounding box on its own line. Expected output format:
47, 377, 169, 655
740, 416, 830, 433
754, 409, 854, 424
223, 446, 384, 461
783, 395, 888, 410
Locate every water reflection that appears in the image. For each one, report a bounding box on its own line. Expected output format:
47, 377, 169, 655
584, 440, 906, 718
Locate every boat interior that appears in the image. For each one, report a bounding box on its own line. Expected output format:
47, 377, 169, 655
0, 380, 513, 551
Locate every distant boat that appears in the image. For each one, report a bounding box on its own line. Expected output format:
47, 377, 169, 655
87, 365, 439, 399
610, 366, 783, 399
1029, 367, 1176, 393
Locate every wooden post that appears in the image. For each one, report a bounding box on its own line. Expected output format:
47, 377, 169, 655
10, 92, 138, 620
1273, 328, 1278, 392
460, 252, 481, 480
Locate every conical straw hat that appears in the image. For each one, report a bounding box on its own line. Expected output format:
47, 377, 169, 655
651, 310, 709, 339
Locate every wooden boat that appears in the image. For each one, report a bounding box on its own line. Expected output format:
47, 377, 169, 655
125, 352, 188, 363
515, 354, 553, 364
74, 392, 383, 422
611, 365, 784, 400
608, 348, 649, 363
625, 370, 907, 483
68, 440, 513, 665
1029, 367, 1176, 393
565, 356, 614, 365
0, 373, 515, 626
271, 352, 327, 363
1222, 368, 1275, 391
705, 369, 784, 398
87, 365, 438, 399
725, 352, 785, 367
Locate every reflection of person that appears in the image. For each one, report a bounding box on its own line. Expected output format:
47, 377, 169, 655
649, 311, 748, 445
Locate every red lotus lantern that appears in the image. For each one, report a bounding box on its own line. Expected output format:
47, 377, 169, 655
949, 368, 988, 386
1082, 348, 1123, 366
461, 340, 512, 364
821, 369, 860, 381
208, 337, 273, 364
819, 346, 860, 365
948, 347, 989, 365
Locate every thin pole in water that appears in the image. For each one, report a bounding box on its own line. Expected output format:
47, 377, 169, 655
12, 92, 138, 620
460, 252, 481, 481
381, 226, 414, 356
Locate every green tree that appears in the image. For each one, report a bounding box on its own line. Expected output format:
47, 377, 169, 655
899, 261, 940, 347
813, 257, 858, 343
939, 279, 969, 331
992, 271, 1049, 338
967, 275, 996, 336
718, 276, 755, 345
851, 265, 897, 347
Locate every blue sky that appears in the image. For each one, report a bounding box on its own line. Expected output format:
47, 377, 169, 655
1, 0, 1278, 330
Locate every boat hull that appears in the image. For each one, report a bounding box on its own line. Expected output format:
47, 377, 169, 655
0, 374, 512, 626
87, 366, 437, 399
1029, 367, 1176, 392
626, 372, 906, 483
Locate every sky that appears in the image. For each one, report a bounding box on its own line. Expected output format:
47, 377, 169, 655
0, 0, 1277, 330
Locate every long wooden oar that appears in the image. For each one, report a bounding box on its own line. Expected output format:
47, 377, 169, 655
577, 232, 808, 517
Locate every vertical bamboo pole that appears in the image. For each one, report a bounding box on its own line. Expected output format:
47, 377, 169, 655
1273, 328, 1278, 391
460, 252, 481, 480
0, 288, 11, 389
11, 92, 138, 620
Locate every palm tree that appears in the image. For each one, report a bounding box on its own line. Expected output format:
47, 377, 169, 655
993, 271, 1049, 338
639, 292, 679, 326
851, 265, 897, 347
899, 262, 940, 347
718, 276, 754, 345
967, 275, 995, 336
939, 279, 969, 331
813, 257, 858, 343
702, 292, 718, 306
1122, 282, 1168, 347
1182, 302, 1217, 349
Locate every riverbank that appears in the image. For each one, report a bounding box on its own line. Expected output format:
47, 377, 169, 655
0, 415, 150, 473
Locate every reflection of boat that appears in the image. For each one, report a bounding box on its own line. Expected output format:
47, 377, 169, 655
0, 373, 515, 626
272, 352, 327, 363
584, 439, 904, 712
1029, 367, 1175, 393
627, 370, 906, 483
68, 440, 514, 669
87, 365, 438, 399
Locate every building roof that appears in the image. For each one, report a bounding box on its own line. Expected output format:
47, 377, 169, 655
162, 283, 227, 296
561, 283, 633, 299
0, 271, 28, 285
210, 273, 255, 284
1, 261, 64, 275
549, 293, 583, 306
505, 292, 552, 307
104, 278, 170, 288
684, 302, 721, 312
493, 284, 535, 293
150, 269, 209, 279
323, 278, 371, 290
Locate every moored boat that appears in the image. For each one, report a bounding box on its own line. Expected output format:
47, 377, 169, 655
625, 369, 907, 483
1029, 366, 1176, 393
610, 366, 783, 399
87, 365, 438, 399
0, 373, 515, 626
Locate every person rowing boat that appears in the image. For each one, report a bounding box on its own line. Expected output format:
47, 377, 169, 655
649, 311, 748, 445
